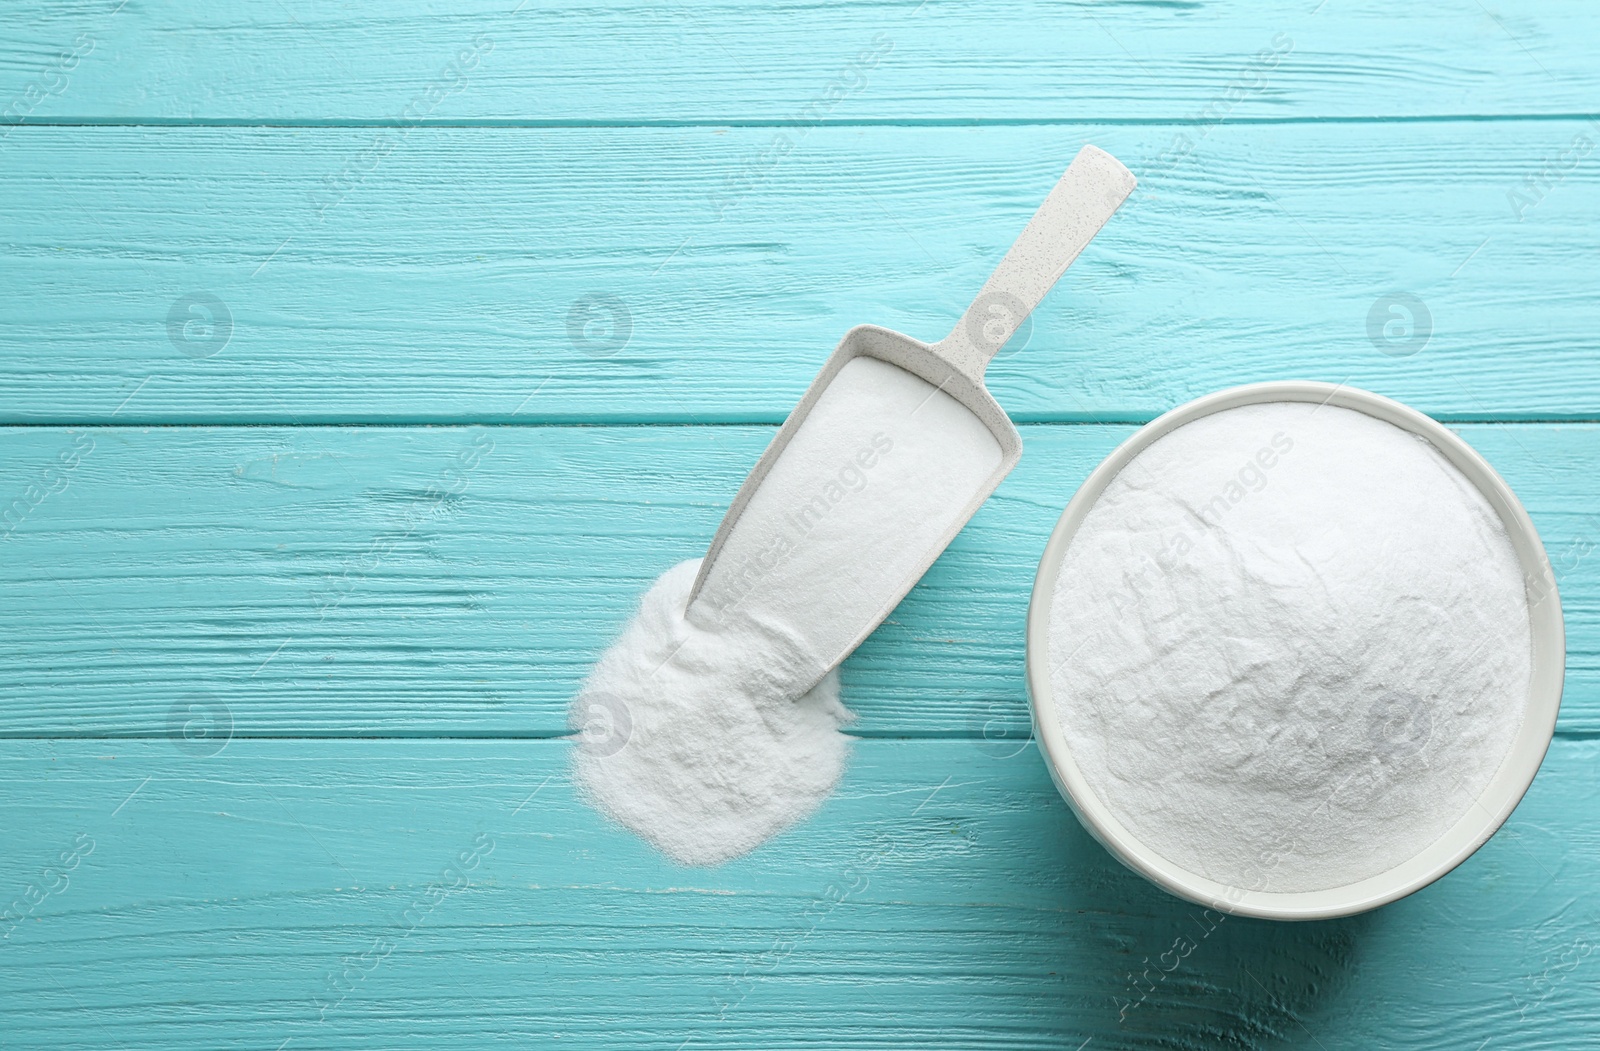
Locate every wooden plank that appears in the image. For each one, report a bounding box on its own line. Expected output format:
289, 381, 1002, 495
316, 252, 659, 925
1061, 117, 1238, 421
3, 122, 1599, 423
1, 737, 1596, 1049
2, 0, 1598, 123
2, 422, 1595, 737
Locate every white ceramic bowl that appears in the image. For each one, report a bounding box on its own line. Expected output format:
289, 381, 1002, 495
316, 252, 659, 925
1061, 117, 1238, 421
1025, 381, 1565, 920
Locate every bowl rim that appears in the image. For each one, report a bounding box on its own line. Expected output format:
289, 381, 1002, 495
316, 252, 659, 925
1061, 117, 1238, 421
1024, 381, 1565, 920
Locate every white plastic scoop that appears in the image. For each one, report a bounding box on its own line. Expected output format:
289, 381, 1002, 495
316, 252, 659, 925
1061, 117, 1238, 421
685, 145, 1135, 688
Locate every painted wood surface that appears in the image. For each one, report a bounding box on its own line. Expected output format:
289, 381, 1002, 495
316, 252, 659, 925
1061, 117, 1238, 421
2, 0, 1599, 122
1, 122, 1598, 423
2, 423, 1596, 738
4, 0, 1599, 1047
2, 738, 1597, 1050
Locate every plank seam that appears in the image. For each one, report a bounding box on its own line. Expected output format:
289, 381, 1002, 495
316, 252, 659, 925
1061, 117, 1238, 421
5, 114, 1600, 129
0, 417, 1596, 429
0, 730, 1592, 740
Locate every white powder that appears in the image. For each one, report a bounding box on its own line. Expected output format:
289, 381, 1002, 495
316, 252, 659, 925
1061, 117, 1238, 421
575, 357, 1002, 864
572, 559, 853, 866
1048, 402, 1532, 893
691, 356, 1004, 686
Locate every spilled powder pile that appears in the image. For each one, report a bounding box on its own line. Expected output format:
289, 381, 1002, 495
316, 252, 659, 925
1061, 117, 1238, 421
572, 559, 853, 866
573, 357, 1001, 865
1049, 402, 1532, 893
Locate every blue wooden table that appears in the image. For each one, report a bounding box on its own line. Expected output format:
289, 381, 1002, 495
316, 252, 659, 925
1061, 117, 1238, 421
3, 2, 1598, 1047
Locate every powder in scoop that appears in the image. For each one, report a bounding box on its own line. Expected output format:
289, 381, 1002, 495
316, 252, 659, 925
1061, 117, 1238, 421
575, 357, 1001, 864
690, 355, 1004, 686
1048, 401, 1531, 893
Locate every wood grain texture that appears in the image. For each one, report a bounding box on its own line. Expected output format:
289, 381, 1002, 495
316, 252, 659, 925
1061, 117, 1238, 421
2, 738, 1596, 1050
1, 122, 1598, 423
5, 1, 1599, 1044
2, 423, 1594, 737
2, 0, 1599, 122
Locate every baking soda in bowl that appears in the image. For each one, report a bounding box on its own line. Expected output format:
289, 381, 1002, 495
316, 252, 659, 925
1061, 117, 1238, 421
1046, 400, 1533, 895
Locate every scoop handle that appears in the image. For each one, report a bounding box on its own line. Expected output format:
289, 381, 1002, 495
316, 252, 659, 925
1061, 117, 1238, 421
932, 144, 1135, 383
